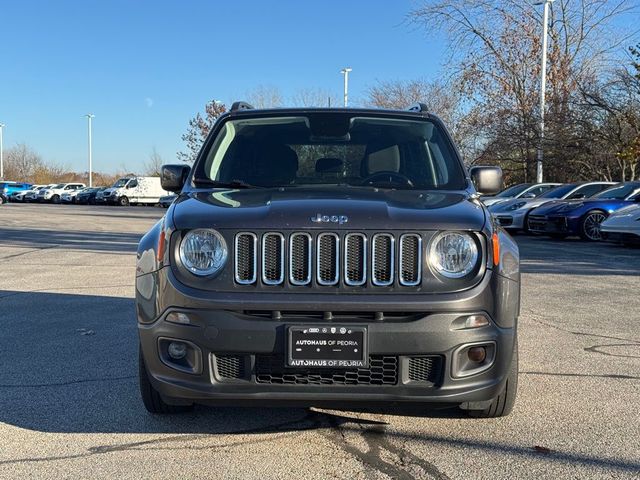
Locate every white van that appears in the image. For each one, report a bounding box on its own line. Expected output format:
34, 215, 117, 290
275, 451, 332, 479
99, 176, 170, 206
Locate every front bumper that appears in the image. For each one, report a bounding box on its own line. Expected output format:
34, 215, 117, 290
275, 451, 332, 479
137, 267, 519, 407
494, 211, 527, 229
527, 214, 579, 235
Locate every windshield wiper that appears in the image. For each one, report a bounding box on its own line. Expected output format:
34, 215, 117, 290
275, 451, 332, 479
194, 178, 264, 189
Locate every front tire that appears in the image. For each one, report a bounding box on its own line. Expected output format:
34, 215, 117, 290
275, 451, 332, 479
51, 194, 60, 204
580, 210, 607, 241
139, 347, 193, 414
466, 341, 518, 418
118, 196, 130, 207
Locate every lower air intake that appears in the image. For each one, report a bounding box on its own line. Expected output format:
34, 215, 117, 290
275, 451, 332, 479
255, 355, 398, 385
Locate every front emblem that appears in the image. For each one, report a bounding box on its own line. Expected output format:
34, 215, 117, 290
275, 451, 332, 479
311, 213, 349, 225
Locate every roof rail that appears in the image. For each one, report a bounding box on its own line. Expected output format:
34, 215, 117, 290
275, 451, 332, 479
230, 101, 255, 112
406, 103, 429, 113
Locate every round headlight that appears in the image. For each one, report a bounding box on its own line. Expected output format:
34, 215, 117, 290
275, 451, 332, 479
429, 232, 479, 278
179, 229, 228, 276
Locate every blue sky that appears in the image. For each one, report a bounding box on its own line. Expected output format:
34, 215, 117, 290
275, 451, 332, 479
0, 0, 447, 174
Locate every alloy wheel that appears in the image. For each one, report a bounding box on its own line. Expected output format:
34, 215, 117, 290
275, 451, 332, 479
583, 212, 606, 241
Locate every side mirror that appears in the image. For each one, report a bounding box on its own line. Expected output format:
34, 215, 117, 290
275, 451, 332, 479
469, 166, 503, 195
522, 192, 536, 199
161, 164, 191, 192
572, 193, 586, 199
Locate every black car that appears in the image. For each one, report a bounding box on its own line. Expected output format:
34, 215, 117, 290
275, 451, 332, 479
136, 103, 520, 418
76, 187, 105, 205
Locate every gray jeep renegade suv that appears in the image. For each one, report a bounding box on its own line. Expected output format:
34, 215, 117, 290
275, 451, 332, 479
136, 102, 520, 418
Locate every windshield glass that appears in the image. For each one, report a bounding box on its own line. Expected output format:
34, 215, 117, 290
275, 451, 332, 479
112, 179, 129, 188
594, 183, 640, 200
539, 184, 575, 199
199, 114, 466, 190
51, 184, 64, 189
496, 184, 531, 198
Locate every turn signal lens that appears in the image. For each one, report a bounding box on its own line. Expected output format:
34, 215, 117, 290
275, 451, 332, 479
166, 312, 191, 325
157, 219, 166, 262
492, 232, 500, 266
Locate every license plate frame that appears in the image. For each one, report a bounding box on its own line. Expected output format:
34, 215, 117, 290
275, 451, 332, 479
287, 325, 368, 369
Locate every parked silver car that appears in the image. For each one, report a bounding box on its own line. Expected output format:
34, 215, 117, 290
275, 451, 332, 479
481, 182, 561, 207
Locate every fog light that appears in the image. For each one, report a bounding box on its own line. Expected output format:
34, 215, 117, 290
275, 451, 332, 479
468, 346, 487, 363
168, 341, 187, 360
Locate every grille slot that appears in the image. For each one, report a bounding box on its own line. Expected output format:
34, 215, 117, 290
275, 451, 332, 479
372, 234, 394, 286
262, 233, 284, 285
407, 356, 442, 384
215, 355, 247, 379
234, 233, 257, 284
255, 355, 398, 385
317, 233, 339, 285
289, 233, 312, 285
344, 233, 367, 286
399, 234, 422, 286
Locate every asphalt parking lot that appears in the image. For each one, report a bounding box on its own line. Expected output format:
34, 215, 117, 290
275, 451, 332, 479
0, 203, 639, 479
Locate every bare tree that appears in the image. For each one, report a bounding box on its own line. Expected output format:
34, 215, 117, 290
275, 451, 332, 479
3, 143, 44, 180
178, 100, 226, 163
410, 0, 638, 182
291, 87, 337, 107
246, 85, 283, 108
144, 147, 164, 176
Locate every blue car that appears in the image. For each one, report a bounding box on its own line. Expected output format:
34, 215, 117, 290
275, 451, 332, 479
528, 181, 640, 240
0, 182, 33, 200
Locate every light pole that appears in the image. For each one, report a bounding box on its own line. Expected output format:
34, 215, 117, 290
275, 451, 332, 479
340, 67, 352, 107
84, 114, 94, 187
0, 123, 4, 179
535, 0, 554, 183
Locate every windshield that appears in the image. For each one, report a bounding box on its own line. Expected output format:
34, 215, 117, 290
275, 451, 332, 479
594, 183, 640, 200
112, 178, 130, 188
539, 184, 576, 199
496, 184, 531, 198
198, 114, 466, 190
51, 184, 64, 189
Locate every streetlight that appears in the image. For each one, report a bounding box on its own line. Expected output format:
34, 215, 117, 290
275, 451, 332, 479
535, 0, 554, 183
0, 123, 4, 179
340, 67, 352, 107
84, 114, 94, 187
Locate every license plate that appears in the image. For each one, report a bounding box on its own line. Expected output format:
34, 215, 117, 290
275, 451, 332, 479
287, 326, 367, 368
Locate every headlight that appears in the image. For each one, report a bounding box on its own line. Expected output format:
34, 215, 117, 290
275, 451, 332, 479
429, 232, 479, 278
506, 201, 526, 211
179, 229, 228, 276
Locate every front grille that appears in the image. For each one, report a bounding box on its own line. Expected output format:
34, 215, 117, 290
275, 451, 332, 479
527, 215, 547, 232
255, 355, 398, 385
234, 231, 425, 288
215, 355, 246, 379
408, 356, 441, 384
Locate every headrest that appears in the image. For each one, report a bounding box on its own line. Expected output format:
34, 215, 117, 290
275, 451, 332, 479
363, 145, 400, 175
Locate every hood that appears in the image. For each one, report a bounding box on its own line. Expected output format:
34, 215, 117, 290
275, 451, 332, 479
491, 197, 558, 212
172, 186, 486, 231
